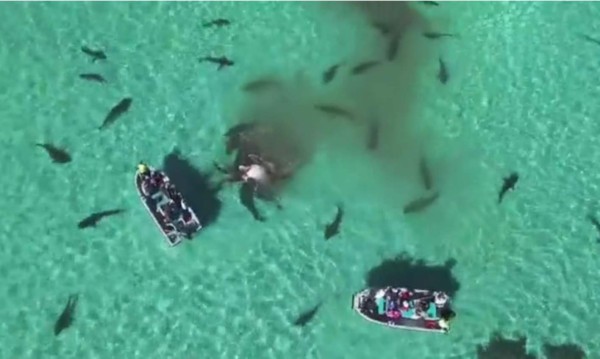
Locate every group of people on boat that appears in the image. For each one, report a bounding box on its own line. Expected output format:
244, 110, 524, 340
137, 163, 194, 233
360, 287, 454, 332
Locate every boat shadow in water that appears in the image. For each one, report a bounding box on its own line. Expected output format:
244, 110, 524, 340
476, 333, 536, 359
162, 150, 223, 228
364, 253, 460, 297
475, 332, 586, 359
542, 342, 586, 359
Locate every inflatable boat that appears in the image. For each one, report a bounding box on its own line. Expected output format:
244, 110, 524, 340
135, 163, 202, 246
352, 287, 455, 333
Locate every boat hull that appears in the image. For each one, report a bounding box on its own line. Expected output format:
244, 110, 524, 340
135, 166, 202, 246
352, 287, 453, 334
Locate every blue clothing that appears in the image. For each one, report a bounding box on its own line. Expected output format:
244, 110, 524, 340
388, 300, 397, 311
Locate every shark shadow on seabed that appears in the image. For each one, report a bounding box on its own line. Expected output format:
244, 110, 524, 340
162, 149, 223, 228
475, 332, 587, 359
542, 342, 586, 359
364, 253, 460, 297
476, 333, 536, 359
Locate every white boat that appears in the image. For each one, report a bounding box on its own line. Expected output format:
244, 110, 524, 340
135, 163, 202, 246
352, 287, 455, 334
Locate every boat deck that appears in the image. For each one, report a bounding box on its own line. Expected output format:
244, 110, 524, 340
352, 287, 454, 333
135, 167, 202, 246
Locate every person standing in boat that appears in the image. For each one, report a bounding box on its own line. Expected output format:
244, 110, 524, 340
138, 162, 150, 177
165, 183, 179, 202
399, 288, 411, 301
438, 319, 449, 332
434, 292, 448, 307
438, 309, 455, 333
152, 170, 165, 188
138, 162, 158, 196
138, 162, 161, 184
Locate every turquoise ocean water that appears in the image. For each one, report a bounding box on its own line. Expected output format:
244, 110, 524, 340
1, 1, 599, 358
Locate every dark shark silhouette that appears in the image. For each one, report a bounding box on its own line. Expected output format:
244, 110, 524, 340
387, 34, 401, 61
372, 22, 391, 36
423, 32, 457, 40
588, 214, 600, 233
315, 104, 354, 121
578, 33, 600, 47
292, 303, 322, 327
54, 294, 78, 336
403, 192, 440, 214
36, 143, 71, 164
81, 46, 106, 62
203, 18, 231, 28
77, 209, 125, 229
99, 98, 132, 130
323, 63, 343, 84
419, 156, 433, 190
498, 172, 518, 204
199, 56, 234, 70
324, 205, 344, 240
351, 61, 380, 75
239, 180, 265, 222
587, 213, 600, 243
438, 57, 449, 84
79, 73, 106, 83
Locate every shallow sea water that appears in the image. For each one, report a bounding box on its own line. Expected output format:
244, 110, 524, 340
1, 2, 599, 359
